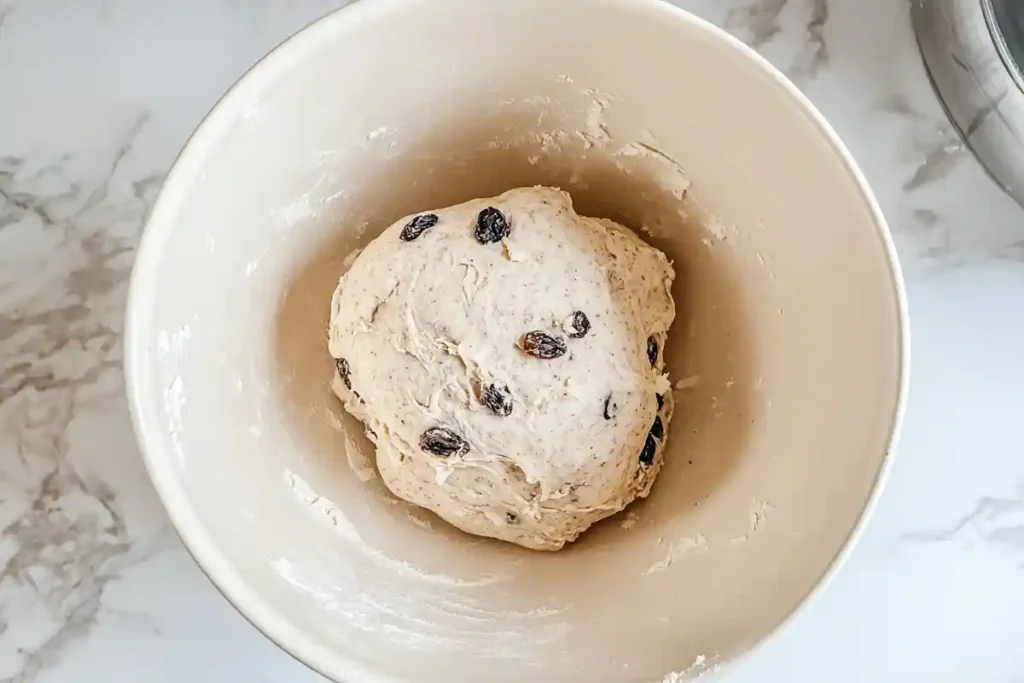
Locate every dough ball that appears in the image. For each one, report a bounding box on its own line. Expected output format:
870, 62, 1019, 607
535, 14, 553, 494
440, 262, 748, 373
328, 187, 676, 550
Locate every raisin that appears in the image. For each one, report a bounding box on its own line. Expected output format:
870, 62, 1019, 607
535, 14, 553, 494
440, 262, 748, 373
400, 213, 439, 242
650, 415, 664, 440
480, 382, 513, 417
475, 206, 510, 244
567, 311, 591, 339
520, 331, 568, 359
335, 357, 352, 390
647, 335, 659, 367
603, 393, 617, 420
506, 512, 519, 524
639, 433, 657, 467
656, 393, 664, 410
419, 427, 470, 458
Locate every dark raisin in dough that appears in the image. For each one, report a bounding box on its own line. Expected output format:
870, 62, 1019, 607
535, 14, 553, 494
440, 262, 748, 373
506, 512, 519, 524
400, 213, 439, 242
475, 206, 510, 244
603, 394, 618, 420
520, 331, 568, 359
647, 335, 659, 367
567, 311, 591, 339
419, 427, 470, 457
480, 382, 514, 417
656, 393, 664, 410
335, 357, 352, 390
639, 433, 658, 467
650, 415, 664, 440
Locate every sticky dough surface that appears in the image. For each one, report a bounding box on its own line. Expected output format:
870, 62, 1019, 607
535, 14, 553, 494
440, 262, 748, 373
328, 187, 676, 550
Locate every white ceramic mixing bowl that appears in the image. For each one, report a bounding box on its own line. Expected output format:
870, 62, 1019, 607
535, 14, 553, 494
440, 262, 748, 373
125, 0, 909, 681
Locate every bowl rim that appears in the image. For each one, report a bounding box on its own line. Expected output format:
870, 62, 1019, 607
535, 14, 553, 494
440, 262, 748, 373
124, 0, 911, 680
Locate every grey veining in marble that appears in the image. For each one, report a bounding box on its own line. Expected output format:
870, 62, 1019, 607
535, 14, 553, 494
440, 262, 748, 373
0, 2, 348, 680
906, 487, 1024, 563
1, 0, 1023, 682
725, 0, 831, 81
1, 128, 167, 681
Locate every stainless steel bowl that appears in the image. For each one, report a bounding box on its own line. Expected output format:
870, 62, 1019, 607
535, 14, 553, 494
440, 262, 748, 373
913, 0, 1024, 208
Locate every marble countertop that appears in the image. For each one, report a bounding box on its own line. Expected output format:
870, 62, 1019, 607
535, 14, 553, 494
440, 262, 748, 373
1, 0, 1022, 681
